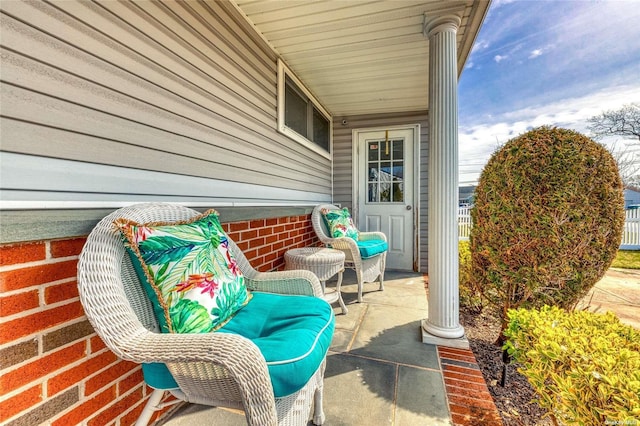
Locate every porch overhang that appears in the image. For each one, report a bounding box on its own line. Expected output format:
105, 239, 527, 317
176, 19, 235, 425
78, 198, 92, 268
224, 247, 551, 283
229, 0, 490, 117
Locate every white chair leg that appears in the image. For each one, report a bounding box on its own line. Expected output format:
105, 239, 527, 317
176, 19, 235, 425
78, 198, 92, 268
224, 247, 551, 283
136, 389, 165, 426
335, 270, 348, 314
378, 256, 386, 291
312, 381, 325, 425
356, 270, 364, 303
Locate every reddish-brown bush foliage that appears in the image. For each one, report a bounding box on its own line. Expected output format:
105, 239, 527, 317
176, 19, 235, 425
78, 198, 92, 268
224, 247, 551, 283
470, 127, 625, 338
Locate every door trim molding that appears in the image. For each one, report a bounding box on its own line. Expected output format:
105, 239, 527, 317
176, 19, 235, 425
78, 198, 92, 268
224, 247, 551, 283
351, 124, 421, 270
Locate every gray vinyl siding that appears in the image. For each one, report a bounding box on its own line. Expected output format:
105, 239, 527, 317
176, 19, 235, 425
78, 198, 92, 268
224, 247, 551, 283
0, 0, 331, 207
332, 111, 429, 272
418, 119, 429, 273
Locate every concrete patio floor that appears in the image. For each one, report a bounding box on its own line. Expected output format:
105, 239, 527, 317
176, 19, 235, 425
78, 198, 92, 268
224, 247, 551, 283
156, 270, 501, 426
578, 267, 640, 330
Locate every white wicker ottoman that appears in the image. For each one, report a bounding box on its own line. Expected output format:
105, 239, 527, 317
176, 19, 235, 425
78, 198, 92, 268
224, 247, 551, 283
285, 247, 348, 314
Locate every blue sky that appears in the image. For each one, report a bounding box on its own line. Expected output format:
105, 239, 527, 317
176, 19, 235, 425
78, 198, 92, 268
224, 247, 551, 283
458, 0, 640, 185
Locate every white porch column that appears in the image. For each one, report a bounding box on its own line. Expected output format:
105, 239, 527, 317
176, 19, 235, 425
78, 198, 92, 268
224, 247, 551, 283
421, 14, 467, 346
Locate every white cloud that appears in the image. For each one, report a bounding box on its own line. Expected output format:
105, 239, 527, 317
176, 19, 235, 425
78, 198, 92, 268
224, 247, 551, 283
529, 49, 543, 59
470, 1, 640, 70
491, 0, 517, 9
494, 54, 507, 63
473, 39, 491, 51
459, 84, 640, 184
535, 2, 640, 67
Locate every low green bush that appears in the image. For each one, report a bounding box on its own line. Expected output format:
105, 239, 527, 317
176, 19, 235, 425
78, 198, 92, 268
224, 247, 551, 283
459, 240, 483, 312
504, 306, 640, 425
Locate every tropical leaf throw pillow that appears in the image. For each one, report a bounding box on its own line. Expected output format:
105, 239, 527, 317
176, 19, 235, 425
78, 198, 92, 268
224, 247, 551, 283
321, 207, 359, 240
115, 210, 251, 334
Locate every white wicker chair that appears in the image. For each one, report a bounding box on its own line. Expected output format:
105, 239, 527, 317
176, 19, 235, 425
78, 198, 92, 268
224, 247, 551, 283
77, 203, 329, 426
311, 204, 386, 303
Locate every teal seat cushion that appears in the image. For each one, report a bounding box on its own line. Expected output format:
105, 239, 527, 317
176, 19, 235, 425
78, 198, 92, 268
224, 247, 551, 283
141, 363, 178, 390
218, 292, 335, 398
357, 239, 388, 259
136, 293, 334, 395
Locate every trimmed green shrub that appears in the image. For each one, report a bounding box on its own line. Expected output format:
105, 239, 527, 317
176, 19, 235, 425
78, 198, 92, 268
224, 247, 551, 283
504, 306, 640, 425
470, 127, 625, 335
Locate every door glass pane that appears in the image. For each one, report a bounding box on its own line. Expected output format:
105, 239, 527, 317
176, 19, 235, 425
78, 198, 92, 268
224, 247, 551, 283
368, 183, 378, 202
366, 137, 405, 203
393, 139, 404, 159
392, 162, 403, 179
368, 165, 379, 180
393, 181, 404, 202
380, 140, 391, 160
380, 181, 391, 202
380, 161, 391, 176
368, 142, 379, 161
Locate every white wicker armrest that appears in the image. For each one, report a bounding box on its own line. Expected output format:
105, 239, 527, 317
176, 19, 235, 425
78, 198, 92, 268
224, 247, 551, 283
121, 330, 278, 425
326, 237, 360, 258
246, 270, 323, 297
119, 328, 263, 364
358, 231, 387, 242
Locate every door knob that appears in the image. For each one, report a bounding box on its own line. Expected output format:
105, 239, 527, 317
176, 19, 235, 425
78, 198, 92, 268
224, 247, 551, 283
406, 205, 412, 210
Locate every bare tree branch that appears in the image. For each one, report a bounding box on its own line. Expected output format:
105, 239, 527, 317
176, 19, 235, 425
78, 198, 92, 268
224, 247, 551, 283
606, 140, 640, 187
587, 103, 640, 141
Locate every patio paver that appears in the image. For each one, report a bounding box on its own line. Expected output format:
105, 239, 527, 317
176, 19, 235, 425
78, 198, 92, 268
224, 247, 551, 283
577, 267, 640, 329
156, 271, 502, 426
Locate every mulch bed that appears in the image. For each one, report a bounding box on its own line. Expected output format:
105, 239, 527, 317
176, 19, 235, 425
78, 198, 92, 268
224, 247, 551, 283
460, 308, 554, 426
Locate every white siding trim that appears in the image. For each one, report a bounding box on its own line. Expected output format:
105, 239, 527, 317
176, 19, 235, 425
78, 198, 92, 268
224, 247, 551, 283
0, 153, 329, 210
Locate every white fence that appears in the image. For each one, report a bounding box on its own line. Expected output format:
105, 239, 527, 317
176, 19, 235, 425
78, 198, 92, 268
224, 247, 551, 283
621, 208, 640, 250
458, 207, 472, 241
458, 207, 640, 250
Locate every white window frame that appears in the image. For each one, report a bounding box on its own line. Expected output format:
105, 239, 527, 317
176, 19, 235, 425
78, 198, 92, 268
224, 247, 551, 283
277, 59, 332, 159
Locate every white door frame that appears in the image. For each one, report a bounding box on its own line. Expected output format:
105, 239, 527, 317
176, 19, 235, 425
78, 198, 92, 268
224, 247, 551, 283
351, 124, 420, 271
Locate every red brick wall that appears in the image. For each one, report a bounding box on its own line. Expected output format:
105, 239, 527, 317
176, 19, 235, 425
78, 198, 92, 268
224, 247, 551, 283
223, 214, 319, 272
0, 213, 317, 426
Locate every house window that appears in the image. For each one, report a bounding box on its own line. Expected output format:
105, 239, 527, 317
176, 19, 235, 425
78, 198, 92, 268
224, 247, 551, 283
278, 60, 331, 157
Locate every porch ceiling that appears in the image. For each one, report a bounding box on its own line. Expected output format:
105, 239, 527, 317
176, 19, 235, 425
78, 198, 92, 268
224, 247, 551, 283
230, 0, 489, 117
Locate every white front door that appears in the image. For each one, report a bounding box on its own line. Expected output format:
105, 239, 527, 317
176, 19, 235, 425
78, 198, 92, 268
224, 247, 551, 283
355, 127, 417, 271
